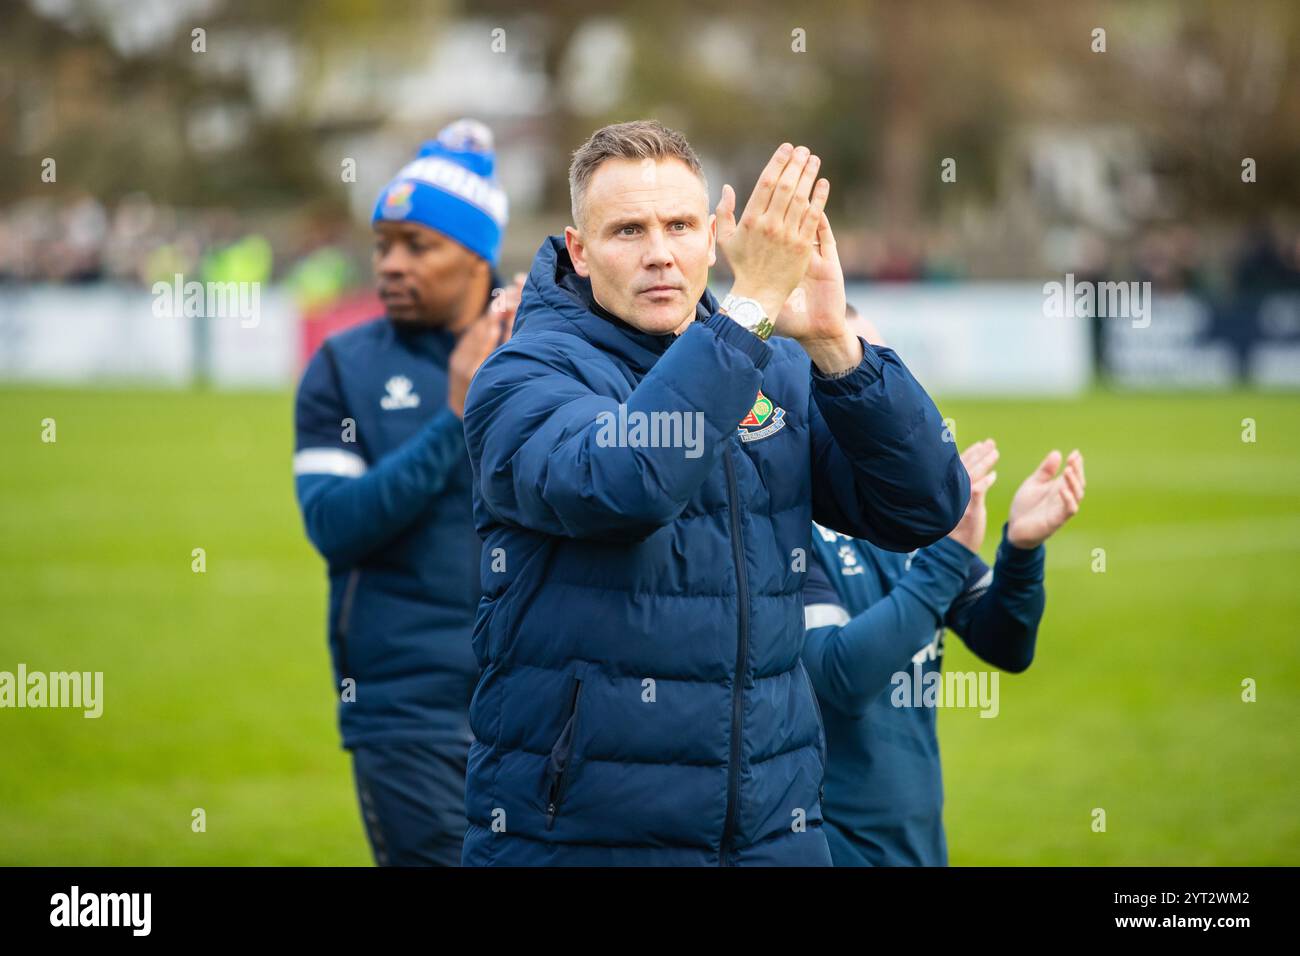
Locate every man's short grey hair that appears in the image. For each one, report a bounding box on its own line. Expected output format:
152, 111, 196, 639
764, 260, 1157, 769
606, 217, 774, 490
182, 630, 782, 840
568, 120, 708, 229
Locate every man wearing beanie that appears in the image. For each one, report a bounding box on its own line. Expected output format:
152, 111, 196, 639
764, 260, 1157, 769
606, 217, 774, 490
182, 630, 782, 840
293, 118, 523, 866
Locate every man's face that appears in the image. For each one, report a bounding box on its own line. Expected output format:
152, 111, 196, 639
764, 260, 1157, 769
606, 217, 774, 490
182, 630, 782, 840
373, 220, 486, 327
565, 158, 716, 336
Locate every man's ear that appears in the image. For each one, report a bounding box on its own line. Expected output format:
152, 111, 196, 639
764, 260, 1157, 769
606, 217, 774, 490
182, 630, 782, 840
564, 225, 590, 278
707, 212, 717, 269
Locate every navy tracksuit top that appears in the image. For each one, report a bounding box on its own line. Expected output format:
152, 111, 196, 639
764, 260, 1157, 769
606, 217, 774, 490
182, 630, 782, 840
294, 316, 485, 749
803, 521, 1046, 865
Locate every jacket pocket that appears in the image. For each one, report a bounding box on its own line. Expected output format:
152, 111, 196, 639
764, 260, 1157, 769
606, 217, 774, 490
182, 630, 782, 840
335, 568, 362, 681
544, 674, 584, 830
799, 662, 828, 777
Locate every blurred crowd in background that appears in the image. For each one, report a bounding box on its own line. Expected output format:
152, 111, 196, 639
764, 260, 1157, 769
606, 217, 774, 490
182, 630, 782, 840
0, 194, 360, 313
4, 193, 1300, 304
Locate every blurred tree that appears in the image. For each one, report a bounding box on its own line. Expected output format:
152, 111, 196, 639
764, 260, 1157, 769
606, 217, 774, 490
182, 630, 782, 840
3, 0, 1297, 277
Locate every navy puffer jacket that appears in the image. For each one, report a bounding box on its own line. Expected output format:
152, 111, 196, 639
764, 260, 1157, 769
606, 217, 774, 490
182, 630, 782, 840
461, 236, 968, 865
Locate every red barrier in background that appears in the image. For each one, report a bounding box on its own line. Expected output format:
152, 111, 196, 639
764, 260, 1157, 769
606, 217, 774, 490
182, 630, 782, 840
298, 290, 383, 368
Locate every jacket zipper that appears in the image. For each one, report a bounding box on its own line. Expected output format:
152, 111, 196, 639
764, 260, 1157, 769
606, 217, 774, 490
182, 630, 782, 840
545, 675, 584, 829
336, 568, 361, 682
719, 447, 749, 866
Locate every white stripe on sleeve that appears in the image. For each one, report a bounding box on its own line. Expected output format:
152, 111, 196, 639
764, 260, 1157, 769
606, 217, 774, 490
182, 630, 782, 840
951, 568, 995, 613
804, 603, 851, 630
293, 447, 368, 477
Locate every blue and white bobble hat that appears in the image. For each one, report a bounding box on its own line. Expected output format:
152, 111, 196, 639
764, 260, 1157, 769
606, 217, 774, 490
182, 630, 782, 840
372, 118, 508, 265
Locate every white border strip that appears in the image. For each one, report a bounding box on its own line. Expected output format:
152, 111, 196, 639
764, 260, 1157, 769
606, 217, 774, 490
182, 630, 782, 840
293, 447, 368, 477
805, 603, 851, 630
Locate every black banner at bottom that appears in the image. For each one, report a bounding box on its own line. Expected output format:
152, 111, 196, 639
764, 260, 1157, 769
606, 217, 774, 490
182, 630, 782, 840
0, 866, 1288, 941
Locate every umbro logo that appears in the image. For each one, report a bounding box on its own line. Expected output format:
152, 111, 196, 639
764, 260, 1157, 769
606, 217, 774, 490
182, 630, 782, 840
814, 522, 864, 576
380, 375, 420, 410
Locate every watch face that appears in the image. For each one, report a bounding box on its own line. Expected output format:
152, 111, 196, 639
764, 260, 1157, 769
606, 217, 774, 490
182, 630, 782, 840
731, 300, 764, 327
727, 299, 773, 339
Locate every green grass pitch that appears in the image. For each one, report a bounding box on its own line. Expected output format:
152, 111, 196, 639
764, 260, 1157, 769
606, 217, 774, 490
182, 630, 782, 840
0, 386, 1296, 864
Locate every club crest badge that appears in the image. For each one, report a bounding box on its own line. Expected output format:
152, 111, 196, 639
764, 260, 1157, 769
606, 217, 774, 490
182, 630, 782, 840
737, 390, 786, 442
381, 182, 415, 220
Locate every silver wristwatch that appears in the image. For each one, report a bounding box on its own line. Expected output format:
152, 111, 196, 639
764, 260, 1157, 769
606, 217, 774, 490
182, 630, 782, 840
720, 293, 775, 341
